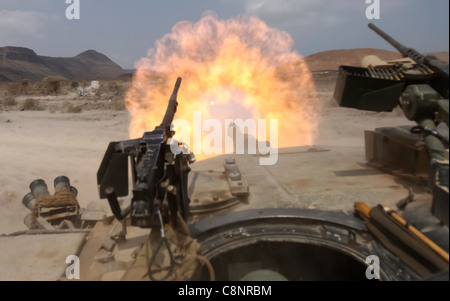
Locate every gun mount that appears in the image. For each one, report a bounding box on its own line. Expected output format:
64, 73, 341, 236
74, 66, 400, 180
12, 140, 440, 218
334, 23, 449, 227
97, 78, 195, 229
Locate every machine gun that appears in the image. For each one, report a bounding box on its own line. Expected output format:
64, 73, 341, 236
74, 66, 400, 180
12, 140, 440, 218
368, 23, 449, 100
97, 77, 195, 228
335, 23, 448, 117
334, 24, 449, 226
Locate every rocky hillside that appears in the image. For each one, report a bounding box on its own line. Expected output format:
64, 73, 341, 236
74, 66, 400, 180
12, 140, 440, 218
1, 46, 447, 82
0, 47, 125, 82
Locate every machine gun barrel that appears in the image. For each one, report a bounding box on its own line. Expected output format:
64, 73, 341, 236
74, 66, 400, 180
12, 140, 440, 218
368, 23, 426, 64
161, 77, 182, 130
368, 23, 449, 81
369, 23, 409, 55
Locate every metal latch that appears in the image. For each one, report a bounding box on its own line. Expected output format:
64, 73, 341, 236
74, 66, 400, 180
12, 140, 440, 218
224, 158, 249, 198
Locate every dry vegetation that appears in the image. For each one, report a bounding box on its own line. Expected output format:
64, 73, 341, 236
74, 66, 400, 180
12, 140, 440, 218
0, 77, 132, 113
61, 101, 83, 113
21, 98, 44, 111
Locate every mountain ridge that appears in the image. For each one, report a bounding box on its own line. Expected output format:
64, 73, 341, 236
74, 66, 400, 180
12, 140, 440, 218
0, 46, 125, 82
1, 46, 448, 82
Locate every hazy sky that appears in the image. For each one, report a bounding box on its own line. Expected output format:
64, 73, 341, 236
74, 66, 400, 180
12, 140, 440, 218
0, 0, 448, 69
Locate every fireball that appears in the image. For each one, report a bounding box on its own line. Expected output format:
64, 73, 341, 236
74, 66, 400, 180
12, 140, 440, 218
126, 12, 321, 160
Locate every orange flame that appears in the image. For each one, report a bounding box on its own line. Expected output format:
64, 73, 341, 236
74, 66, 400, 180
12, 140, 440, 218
126, 12, 321, 159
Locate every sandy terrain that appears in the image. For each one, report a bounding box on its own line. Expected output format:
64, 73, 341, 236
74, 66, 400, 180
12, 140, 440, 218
0, 82, 418, 235
0, 109, 130, 234
2, 74, 448, 281
0, 47, 447, 280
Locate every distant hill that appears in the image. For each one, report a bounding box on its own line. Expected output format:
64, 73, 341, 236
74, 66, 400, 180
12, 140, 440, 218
0, 47, 125, 82
1, 46, 447, 82
427, 51, 450, 63
304, 48, 449, 72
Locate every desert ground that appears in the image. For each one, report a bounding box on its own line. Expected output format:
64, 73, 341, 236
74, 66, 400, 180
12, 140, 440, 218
3, 61, 450, 281
0, 73, 420, 235
0, 79, 132, 234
